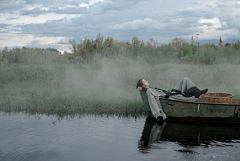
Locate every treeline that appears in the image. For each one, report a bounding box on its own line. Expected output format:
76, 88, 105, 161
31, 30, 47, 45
0, 47, 66, 66
66, 33, 240, 64
1, 33, 240, 65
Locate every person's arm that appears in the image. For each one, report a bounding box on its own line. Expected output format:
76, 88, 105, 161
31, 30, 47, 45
146, 88, 167, 119
149, 88, 166, 97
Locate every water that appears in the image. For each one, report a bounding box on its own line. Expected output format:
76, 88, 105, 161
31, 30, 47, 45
0, 112, 239, 161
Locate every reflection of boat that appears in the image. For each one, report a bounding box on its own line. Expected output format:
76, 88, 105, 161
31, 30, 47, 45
138, 116, 240, 152
138, 116, 166, 153
140, 90, 240, 123
161, 121, 240, 146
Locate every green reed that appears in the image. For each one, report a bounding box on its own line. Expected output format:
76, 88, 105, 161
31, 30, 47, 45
1, 59, 240, 115
1, 35, 240, 115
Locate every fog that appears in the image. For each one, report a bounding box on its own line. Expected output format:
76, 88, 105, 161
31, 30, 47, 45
1, 55, 240, 111
62, 56, 240, 99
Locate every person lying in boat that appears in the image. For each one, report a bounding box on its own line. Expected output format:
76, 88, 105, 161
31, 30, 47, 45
136, 77, 208, 121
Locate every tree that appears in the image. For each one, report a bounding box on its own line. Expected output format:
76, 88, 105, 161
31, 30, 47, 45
69, 39, 77, 55
219, 36, 223, 47
225, 43, 231, 47
171, 37, 186, 47
191, 35, 194, 45
132, 37, 140, 48
149, 38, 155, 46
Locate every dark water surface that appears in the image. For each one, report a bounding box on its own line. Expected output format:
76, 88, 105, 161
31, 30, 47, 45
0, 112, 239, 161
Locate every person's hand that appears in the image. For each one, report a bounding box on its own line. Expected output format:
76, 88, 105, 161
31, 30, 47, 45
138, 86, 143, 90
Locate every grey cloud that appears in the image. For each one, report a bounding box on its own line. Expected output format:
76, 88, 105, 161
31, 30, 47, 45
199, 22, 214, 26
109, 17, 198, 38
217, 13, 238, 29
100, 0, 148, 13
161, 20, 174, 23
0, 0, 96, 14
2, 0, 240, 47
227, 21, 236, 28
25, 39, 67, 50
101, 1, 132, 11
0, 23, 11, 28
24, 0, 91, 5
52, 7, 89, 14
56, 42, 69, 44
26, 40, 42, 45
190, 2, 201, 5
178, 18, 200, 28
175, 9, 208, 18
16, 18, 91, 37
20, 8, 49, 16
216, 20, 236, 30
236, 14, 240, 18
234, 2, 240, 8
6, 17, 20, 20
20, 6, 89, 16
0, 4, 24, 13
214, 3, 226, 7
205, 4, 212, 7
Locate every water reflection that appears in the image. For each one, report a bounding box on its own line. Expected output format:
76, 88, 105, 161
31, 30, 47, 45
139, 116, 240, 153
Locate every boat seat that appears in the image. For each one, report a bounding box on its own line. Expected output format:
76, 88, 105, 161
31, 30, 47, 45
139, 90, 153, 116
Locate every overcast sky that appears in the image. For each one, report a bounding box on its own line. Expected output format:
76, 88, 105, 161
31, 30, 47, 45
0, 0, 240, 52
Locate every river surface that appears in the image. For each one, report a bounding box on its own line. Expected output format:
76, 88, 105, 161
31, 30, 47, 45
0, 112, 239, 161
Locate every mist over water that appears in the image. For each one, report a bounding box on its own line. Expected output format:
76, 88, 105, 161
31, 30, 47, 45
1, 55, 240, 113
62, 57, 240, 97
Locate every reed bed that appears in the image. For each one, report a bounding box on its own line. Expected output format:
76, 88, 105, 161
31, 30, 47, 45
1, 60, 240, 115
1, 34, 240, 115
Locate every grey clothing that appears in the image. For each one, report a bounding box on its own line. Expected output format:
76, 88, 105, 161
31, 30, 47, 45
149, 122, 167, 143
173, 77, 197, 97
146, 77, 199, 119
146, 88, 167, 119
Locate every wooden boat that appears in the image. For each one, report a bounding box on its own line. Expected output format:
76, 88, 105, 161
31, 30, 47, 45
140, 90, 240, 123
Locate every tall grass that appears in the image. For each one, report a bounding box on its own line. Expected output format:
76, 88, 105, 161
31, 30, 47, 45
0, 47, 67, 65
1, 34, 240, 115
66, 33, 240, 65
1, 34, 240, 65
1, 60, 240, 114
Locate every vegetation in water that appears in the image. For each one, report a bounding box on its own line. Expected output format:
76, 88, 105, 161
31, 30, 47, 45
1, 34, 240, 115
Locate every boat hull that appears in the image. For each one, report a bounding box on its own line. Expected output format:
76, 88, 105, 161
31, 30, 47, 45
139, 90, 240, 123
160, 97, 240, 123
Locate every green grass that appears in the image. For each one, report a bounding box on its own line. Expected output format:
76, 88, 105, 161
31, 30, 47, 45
1, 35, 240, 115
1, 59, 240, 115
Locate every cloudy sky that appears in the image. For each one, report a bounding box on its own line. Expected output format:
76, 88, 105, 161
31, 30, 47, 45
0, 0, 240, 52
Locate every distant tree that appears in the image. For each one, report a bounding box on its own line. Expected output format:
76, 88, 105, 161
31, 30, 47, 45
171, 37, 186, 47
191, 35, 194, 45
132, 37, 140, 48
233, 40, 240, 50
63, 51, 70, 55
141, 40, 144, 46
225, 43, 231, 47
219, 36, 223, 47
69, 39, 77, 55
149, 38, 157, 47
104, 37, 113, 48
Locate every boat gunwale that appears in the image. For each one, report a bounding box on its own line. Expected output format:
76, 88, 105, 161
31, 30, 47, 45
159, 97, 240, 106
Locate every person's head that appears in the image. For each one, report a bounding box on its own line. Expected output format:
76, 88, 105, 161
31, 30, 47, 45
136, 79, 150, 90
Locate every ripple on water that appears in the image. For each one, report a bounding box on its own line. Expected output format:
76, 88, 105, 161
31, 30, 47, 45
0, 112, 240, 161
